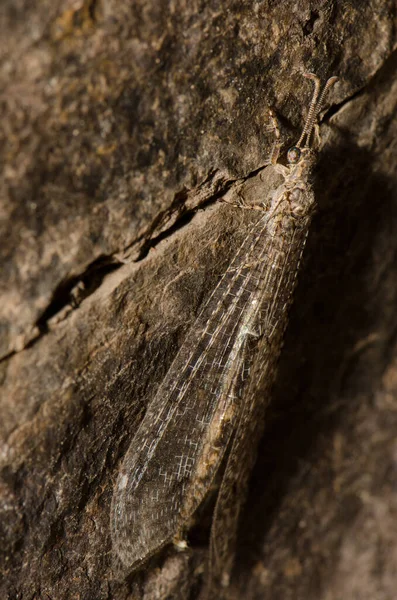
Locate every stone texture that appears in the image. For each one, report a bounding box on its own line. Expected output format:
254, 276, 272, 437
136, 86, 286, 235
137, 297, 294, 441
1, 0, 397, 598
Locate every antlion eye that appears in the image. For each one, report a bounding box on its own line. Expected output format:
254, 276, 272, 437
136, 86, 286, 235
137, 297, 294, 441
287, 146, 301, 164
291, 203, 305, 217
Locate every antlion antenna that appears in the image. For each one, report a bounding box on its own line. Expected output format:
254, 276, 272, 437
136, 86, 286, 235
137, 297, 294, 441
295, 73, 339, 149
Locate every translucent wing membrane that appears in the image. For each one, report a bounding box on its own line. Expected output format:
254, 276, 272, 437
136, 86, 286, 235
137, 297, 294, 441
111, 207, 285, 570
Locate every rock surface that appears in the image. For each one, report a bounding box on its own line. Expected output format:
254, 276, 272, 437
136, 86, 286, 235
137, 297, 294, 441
1, 0, 397, 598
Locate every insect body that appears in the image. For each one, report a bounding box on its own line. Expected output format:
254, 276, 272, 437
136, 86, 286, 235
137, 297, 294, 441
111, 74, 337, 590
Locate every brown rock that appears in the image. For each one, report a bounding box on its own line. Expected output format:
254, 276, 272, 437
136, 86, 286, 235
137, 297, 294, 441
1, 1, 397, 598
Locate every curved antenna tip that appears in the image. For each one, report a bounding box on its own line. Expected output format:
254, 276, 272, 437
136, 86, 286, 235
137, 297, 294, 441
296, 73, 338, 148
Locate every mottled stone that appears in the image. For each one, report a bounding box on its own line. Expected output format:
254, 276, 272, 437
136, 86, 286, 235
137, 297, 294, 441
1, 0, 397, 598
